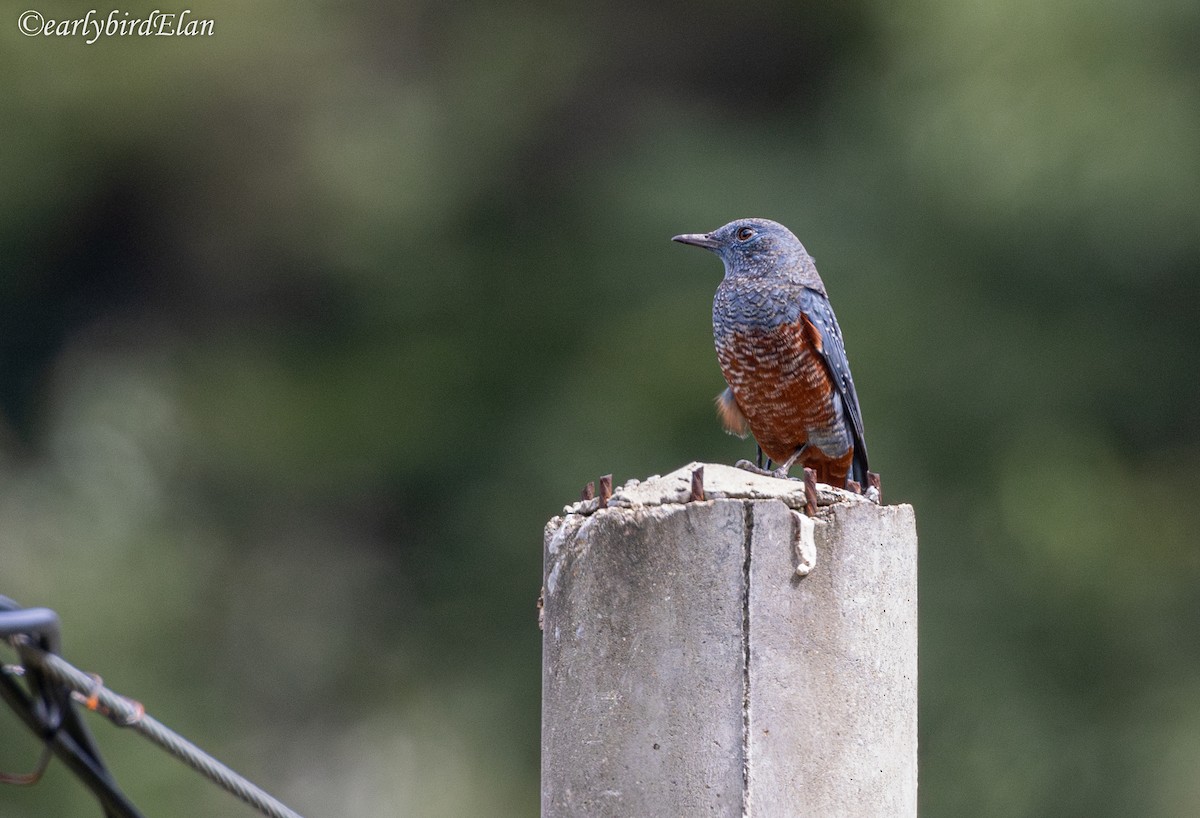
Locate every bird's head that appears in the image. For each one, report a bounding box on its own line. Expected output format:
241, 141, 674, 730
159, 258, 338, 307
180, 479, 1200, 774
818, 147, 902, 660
672, 218, 818, 287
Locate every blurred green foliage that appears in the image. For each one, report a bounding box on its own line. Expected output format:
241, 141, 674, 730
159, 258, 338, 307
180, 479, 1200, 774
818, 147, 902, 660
1, 0, 1198, 815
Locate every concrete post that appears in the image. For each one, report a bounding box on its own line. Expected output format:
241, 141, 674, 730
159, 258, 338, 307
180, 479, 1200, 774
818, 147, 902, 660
540, 463, 917, 817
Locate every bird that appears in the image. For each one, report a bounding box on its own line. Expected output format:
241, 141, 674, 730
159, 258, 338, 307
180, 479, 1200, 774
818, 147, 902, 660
672, 218, 869, 489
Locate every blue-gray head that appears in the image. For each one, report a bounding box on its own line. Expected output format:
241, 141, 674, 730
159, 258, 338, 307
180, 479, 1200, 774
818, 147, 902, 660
672, 218, 824, 293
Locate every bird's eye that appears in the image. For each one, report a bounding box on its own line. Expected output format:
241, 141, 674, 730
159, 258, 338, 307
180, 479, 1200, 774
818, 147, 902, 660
736, 227, 755, 241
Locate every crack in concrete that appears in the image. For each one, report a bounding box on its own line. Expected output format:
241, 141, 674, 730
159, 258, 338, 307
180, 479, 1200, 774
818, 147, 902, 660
741, 500, 753, 817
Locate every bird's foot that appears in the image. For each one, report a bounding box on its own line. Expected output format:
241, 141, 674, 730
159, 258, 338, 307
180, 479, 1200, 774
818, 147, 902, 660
734, 460, 798, 481
734, 459, 771, 476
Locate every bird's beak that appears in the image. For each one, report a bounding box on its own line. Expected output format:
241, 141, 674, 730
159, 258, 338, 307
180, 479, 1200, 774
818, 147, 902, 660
672, 232, 719, 250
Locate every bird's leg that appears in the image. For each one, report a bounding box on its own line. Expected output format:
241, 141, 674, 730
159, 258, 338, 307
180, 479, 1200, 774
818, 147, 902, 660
756, 445, 764, 469
771, 444, 809, 480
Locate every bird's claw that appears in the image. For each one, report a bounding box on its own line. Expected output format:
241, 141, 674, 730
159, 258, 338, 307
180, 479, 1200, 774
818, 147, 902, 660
734, 459, 769, 475
734, 460, 797, 481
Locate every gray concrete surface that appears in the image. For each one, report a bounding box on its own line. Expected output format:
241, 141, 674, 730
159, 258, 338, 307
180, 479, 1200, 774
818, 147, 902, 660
541, 464, 917, 817
746, 499, 918, 817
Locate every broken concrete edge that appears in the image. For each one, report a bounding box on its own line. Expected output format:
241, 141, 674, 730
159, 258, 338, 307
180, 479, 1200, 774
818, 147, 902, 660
557, 461, 876, 519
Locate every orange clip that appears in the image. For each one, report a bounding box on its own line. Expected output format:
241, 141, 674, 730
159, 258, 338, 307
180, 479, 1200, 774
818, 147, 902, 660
83, 673, 103, 712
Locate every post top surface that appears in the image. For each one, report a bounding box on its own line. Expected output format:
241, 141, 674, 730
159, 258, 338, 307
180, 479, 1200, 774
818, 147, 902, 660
561, 462, 883, 518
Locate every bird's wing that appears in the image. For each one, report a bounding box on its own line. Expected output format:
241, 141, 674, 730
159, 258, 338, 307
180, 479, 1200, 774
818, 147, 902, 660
796, 287, 870, 482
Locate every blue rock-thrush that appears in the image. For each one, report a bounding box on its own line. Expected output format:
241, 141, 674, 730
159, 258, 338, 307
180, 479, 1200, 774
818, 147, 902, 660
673, 218, 869, 488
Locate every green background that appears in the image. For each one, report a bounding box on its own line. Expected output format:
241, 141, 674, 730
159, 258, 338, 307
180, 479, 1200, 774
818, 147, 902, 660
2, 1, 1198, 815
